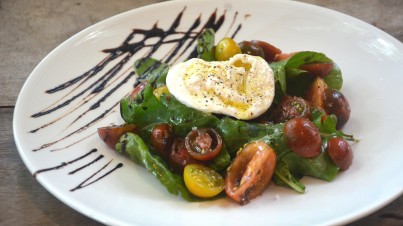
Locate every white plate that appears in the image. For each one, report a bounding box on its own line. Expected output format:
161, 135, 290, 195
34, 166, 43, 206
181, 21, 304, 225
13, 0, 403, 225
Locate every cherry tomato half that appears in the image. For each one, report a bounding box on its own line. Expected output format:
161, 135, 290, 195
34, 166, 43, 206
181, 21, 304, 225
185, 128, 222, 161
271, 96, 311, 123
284, 118, 322, 158
169, 138, 202, 174
225, 141, 276, 205
184, 164, 225, 198
97, 124, 137, 149
305, 77, 328, 110
327, 137, 353, 170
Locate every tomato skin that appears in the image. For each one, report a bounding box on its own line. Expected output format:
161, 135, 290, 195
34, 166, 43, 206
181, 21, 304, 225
300, 63, 334, 78
215, 37, 241, 61
238, 41, 265, 58
305, 77, 328, 110
225, 141, 276, 205
323, 89, 351, 129
185, 128, 222, 161
151, 123, 173, 159
97, 124, 137, 149
169, 139, 203, 174
284, 118, 322, 158
184, 164, 225, 198
271, 96, 311, 123
251, 40, 282, 63
327, 137, 353, 170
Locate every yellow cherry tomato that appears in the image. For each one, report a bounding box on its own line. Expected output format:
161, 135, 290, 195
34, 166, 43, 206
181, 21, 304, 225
215, 37, 241, 61
183, 164, 225, 198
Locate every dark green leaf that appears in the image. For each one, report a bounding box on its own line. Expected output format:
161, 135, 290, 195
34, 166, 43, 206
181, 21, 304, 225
197, 28, 216, 61
160, 94, 221, 137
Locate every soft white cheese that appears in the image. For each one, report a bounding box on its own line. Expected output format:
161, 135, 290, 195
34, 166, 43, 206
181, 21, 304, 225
166, 54, 275, 120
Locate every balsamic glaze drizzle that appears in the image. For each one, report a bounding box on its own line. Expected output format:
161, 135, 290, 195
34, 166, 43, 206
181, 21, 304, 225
70, 161, 123, 192
29, 7, 244, 191
34, 148, 97, 177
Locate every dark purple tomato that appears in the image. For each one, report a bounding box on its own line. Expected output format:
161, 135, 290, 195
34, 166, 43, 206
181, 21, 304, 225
251, 40, 282, 63
323, 89, 351, 129
169, 138, 202, 174
283, 118, 322, 158
271, 96, 311, 123
327, 137, 353, 170
185, 128, 222, 161
238, 41, 265, 58
151, 123, 173, 159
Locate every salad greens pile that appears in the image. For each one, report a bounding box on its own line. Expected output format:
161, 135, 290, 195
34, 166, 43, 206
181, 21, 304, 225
112, 29, 355, 201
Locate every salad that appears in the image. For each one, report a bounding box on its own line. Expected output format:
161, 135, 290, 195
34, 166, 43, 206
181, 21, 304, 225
97, 28, 356, 205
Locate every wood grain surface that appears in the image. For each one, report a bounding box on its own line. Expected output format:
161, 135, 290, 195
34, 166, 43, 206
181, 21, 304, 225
1, 0, 402, 225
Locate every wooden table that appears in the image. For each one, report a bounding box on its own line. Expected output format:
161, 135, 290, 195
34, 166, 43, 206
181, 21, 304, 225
1, 0, 402, 225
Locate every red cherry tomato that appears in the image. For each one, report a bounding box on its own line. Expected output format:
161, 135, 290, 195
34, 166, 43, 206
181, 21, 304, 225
225, 141, 276, 205
327, 137, 353, 170
300, 63, 334, 78
323, 89, 351, 129
284, 118, 322, 158
185, 128, 222, 161
169, 138, 202, 174
97, 124, 137, 149
151, 123, 173, 159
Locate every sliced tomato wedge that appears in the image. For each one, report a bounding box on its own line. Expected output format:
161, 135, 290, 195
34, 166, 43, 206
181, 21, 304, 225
97, 124, 137, 149
300, 62, 334, 78
225, 141, 276, 205
185, 128, 222, 161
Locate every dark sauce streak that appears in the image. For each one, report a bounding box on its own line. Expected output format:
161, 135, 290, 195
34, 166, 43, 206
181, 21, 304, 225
231, 24, 242, 39
186, 8, 226, 59
50, 131, 98, 152
31, 53, 133, 118
70, 161, 123, 192
45, 55, 116, 94
32, 101, 119, 152
69, 71, 134, 126
68, 154, 104, 175
226, 11, 238, 37
33, 148, 97, 177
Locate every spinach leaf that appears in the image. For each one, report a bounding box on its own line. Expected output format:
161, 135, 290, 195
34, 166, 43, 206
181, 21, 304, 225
120, 84, 167, 127
281, 151, 339, 181
160, 94, 221, 137
217, 117, 283, 156
273, 160, 305, 193
311, 108, 356, 142
269, 51, 343, 98
134, 57, 169, 86
323, 63, 343, 90
208, 144, 231, 172
116, 133, 196, 201
197, 28, 216, 61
